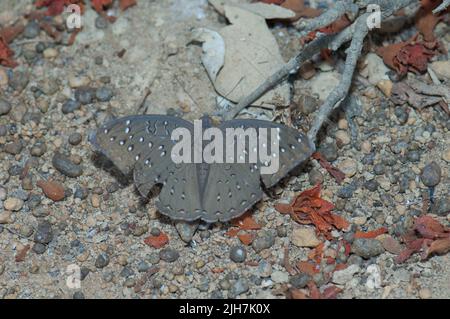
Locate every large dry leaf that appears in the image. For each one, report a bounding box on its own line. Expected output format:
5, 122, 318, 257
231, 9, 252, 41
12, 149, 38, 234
212, 5, 290, 108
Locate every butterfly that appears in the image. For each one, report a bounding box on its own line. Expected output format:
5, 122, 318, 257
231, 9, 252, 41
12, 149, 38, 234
90, 115, 314, 222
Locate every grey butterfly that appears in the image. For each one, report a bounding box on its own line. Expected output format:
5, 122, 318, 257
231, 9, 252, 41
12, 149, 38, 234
90, 115, 314, 223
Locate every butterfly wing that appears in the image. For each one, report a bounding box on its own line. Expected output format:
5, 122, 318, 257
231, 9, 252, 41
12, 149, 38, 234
220, 119, 314, 188
91, 115, 194, 196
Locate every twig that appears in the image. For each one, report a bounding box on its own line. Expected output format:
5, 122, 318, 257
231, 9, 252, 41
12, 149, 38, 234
307, 15, 369, 143
223, 34, 336, 120
433, 0, 450, 13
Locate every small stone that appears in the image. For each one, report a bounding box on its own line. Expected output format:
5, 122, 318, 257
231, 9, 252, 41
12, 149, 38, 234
361, 141, 372, 154
74, 187, 88, 200
276, 225, 287, 238
364, 179, 379, 192
3, 197, 24, 211
43, 48, 58, 59
431, 196, 450, 216
159, 248, 179, 263
252, 231, 275, 253
132, 225, 148, 237
257, 260, 272, 277
308, 168, 324, 185
175, 221, 198, 243
420, 161, 441, 187
291, 227, 321, 247
9, 69, 29, 93
430, 61, 450, 80
91, 194, 100, 208
298, 95, 318, 114
319, 142, 338, 162
380, 235, 402, 255
68, 132, 82, 145
73, 291, 85, 299
62, 99, 81, 114
52, 152, 83, 177
0, 211, 13, 224
289, 274, 311, 289
0, 98, 11, 116
0, 67, 8, 88
351, 238, 384, 259
30, 142, 47, 157
24, 21, 40, 39
95, 253, 110, 268
337, 183, 356, 199
230, 246, 246, 263
137, 261, 150, 272
419, 288, 432, 299
32, 243, 47, 254
443, 148, 450, 163
376, 79, 393, 97
37, 180, 65, 201
95, 16, 108, 29
95, 86, 113, 102
394, 107, 408, 125
34, 221, 53, 244
230, 279, 249, 296
332, 264, 360, 285
75, 87, 94, 104
335, 130, 350, 146
365, 264, 382, 289
4, 141, 23, 155
373, 163, 385, 175
271, 270, 289, 283
337, 158, 357, 177
150, 227, 161, 236
69, 76, 90, 88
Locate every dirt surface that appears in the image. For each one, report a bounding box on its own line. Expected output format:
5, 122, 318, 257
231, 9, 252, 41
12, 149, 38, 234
0, 0, 449, 299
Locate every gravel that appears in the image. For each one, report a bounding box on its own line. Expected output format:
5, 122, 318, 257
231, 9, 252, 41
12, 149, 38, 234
62, 99, 81, 114
0, 98, 12, 116
159, 248, 179, 263
230, 246, 247, 263
52, 152, 83, 177
420, 162, 442, 187
252, 231, 275, 253
34, 221, 53, 245
351, 239, 385, 259
95, 253, 110, 268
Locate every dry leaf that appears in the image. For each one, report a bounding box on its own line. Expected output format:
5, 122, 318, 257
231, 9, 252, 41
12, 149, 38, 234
311, 152, 345, 184
354, 227, 388, 239
144, 232, 169, 248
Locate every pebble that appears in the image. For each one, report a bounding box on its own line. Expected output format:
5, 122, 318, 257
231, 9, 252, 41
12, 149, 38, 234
159, 248, 179, 263
91, 194, 100, 208
30, 142, 47, 157
291, 227, 321, 247
62, 99, 81, 114
75, 87, 94, 104
365, 264, 382, 289
319, 142, 338, 162
335, 130, 351, 146
298, 95, 318, 114
73, 291, 85, 299
332, 264, 360, 285
4, 141, 23, 155
252, 231, 275, 253
431, 196, 450, 216
337, 183, 356, 199
419, 288, 432, 299
442, 148, 450, 163
34, 221, 53, 244
74, 187, 88, 200
0, 98, 11, 116
361, 141, 372, 154
351, 239, 384, 259
257, 260, 272, 277
137, 261, 150, 272
420, 162, 441, 187
337, 158, 357, 177
43, 48, 58, 59
9, 69, 29, 93
3, 197, 24, 211
175, 221, 198, 243
289, 274, 311, 289
230, 246, 246, 263
0, 67, 8, 87
95, 16, 108, 29
95, 87, 113, 102
52, 152, 83, 177
364, 179, 379, 192
308, 169, 324, 185
37, 180, 65, 201
271, 270, 289, 283
230, 279, 249, 296
68, 132, 82, 145
0, 211, 13, 224
69, 76, 90, 88
430, 61, 450, 80
32, 243, 47, 254
95, 253, 110, 268
380, 235, 402, 255
24, 21, 40, 39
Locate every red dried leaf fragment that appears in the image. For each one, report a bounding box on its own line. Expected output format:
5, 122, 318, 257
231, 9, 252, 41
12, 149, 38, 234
231, 212, 261, 230
237, 232, 255, 246
416, 0, 448, 42
376, 36, 442, 76
281, 0, 322, 22
424, 237, 450, 258
414, 215, 449, 239
35, 0, 67, 16
258, 0, 285, 4
0, 23, 25, 44
119, 0, 137, 11
311, 152, 345, 184
354, 227, 388, 239
0, 36, 17, 68
276, 184, 349, 239
144, 232, 169, 248
91, 0, 113, 13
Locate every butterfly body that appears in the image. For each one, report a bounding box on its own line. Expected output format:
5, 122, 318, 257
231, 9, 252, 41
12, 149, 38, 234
91, 114, 314, 222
